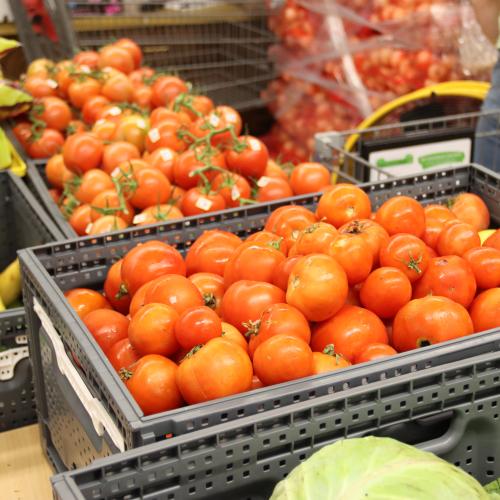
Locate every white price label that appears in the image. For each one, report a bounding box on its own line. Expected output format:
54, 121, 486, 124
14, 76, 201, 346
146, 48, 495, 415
195, 197, 213, 211
160, 149, 174, 162
85, 223, 94, 235
108, 106, 122, 116
133, 214, 148, 224
148, 128, 160, 143
231, 186, 241, 201
257, 176, 271, 187
47, 79, 58, 89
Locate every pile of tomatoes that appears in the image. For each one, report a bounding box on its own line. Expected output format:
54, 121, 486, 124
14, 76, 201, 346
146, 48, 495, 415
12, 38, 337, 236
63, 184, 500, 416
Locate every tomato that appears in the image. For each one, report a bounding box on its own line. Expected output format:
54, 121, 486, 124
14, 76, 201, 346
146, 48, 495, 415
436, 221, 481, 257
129, 67, 154, 87
98, 45, 134, 74
327, 233, 373, 285
173, 147, 225, 189
107, 338, 139, 372
188, 272, 225, 315
211, 172, 251, 208
380, 234, 430, 282
69, 204, 93, 236
64, 288, 111, 319
422, 217, 446, 250
67, 119, 86, 135
424, 204, 455, 223
73, 50, 99, 68
13, 122, 32, 148
114, 115, 149, 153
375, 196, 426, 238
103, 260, 131, 314
124, 355, 182, 415
177, 337, 252, 404
27, 58, 55, 78
128, 302, 180, 356
226, 136, 269, 178
86, 215, 128, 235
92, 118, 118, 141
264, 205, 318, 249
150, 107, 190, 128
172, 94, 214, 121
145, 274, 204, 315
484, 230, 500, 251
272, 256, 303, 290
393, 296, 473, 352
74, 169, 114, 204
45, 154, 74, 189
311, 305, 388, 362
121, 240, 185, 296
134, 204, 183, 225
128, 279, 155, 317
68, 77, 101, 109
224, 242, 285, 288
145, 120, 186, 154
287, 254, 348, 321
63, 132, 103, 173
463, 247, 500, 290
354, 343, 397, 364
246, 231, 287, 254
247, 303, 310, 358
214, 106, 242, 139
469, 288, 500, 333
33, 96, 72, 131
27, 128, 64, 158
151, 76, 188, 107
90, 190, 134, 225
221, 322, 248, 353
185, 230, 241, 276
111, 159, 150, 180
102, 142, 141, 174
174, 305, 222, 350
312, 345, 351, 374
115, 38, 143, 68
83, 309, 129, 355
24, 75, 58, 98
101, 73, 134, 102
256, 177, 294, 202
290, 162, 330, 195
126, 168, 172, 210
413, 255, 477, 308
133, 85, 153, 109
265, 160, 288, 180
146, 147, 178, 181
316, 184, 371, 228
450, 193, 490, 232
181, 187, 226, 216
360, 267, 412, 318
221, 280, 285, 332
253, 334, 313, 386
251, 375, 264, 390
288, 222, 338, 256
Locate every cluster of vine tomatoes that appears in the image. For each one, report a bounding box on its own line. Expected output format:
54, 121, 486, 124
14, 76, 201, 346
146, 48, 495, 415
13, 38, 335, 236
64, 183, 500, 416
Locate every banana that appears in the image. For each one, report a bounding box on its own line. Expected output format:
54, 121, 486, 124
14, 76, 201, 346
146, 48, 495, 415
0, 258, 22, 307
0, 294, 5, 312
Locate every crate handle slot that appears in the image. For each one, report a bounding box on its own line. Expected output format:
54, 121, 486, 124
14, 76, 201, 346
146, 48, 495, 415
33, 298, 125, 452
419, 410, 467, 456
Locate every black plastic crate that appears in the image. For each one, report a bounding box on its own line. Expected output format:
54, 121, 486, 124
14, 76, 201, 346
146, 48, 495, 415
0, 170, 64, 432
50, 328, 500, 499
18, 164, 500, 471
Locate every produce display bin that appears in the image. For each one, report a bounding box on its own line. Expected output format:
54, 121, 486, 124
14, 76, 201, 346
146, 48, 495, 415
18, 164, 500, 472
51, 327, 500, 499
315, 109, 500, 183
0, 170, 64, 432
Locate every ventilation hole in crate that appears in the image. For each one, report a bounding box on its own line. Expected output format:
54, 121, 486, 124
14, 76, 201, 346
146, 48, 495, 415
385, 405, 391, 411
188, 486, 196, 495
494, 377, 500, 384
263, 439, 270, 447
487, 470, 495, 477
449, 387, 455, 395
400, 401, 407, 408
206, 481, 213, 490
431, 392, 438, 399
467, 445, 473, 452
273, 400, 280, 408
352, 414, 359, 421
167, 494, 174, 500
204, 456, 212, 465
205, 469, 212, 477
492, 401, 498, 408
237, 409, 245, 417
263, 464, 270, 472
294, 395, 301, 403
463, 384, 470, 391
279, 434, 286, 442
367, 409, 374, 417
466, 458, 472, 465
309, 391, 316, 398
226, 463, 233, 471
243, 458, 250, 466
187, 462, 196, 471
334, 419, 341, 426
479, 379, 486, 387
495, 414, 499, 419
299, 428, 306, 435
201, 418, 209, 427
243, 470, 250, 478
487, 456, 495, 463
243, 444, 250, 452
478, 404, 484, 411
279, 459, 286, 467
226, 475, 234, 483
417, 396, 424, 403
465, 408, 470, 414
188, 474, 195, 481
454, 461, 461, 467
221, 413, 228, 422
320, 422, 327, 430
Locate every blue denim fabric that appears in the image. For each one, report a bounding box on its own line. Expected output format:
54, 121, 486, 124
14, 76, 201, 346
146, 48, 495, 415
474, 56, 500, 173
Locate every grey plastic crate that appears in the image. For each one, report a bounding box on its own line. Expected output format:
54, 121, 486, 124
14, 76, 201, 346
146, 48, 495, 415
0, 170, 64, 432
18, 164, 500, 471
51, 328, 500, 499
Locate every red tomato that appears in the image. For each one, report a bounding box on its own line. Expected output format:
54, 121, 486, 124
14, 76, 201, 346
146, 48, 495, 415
115, 38, 143, 68
312, 344, 351, 374
289, 222, 338, 256
146, 147, 178, 181
145, 120, 186, 154
272, 256, 303, 290
102, 141, 141, 174
32, 96, 72, 131
375, 196, 425, 238
86, 215, 128, 235
121, 240, 186, 296
24, 75, 58, 98
124, 355, 182, 415
286, 254, 348, 322
226, 136, 269, 179
126, 168, 172, 210
246, 231, 287, 254
463, 247, 500, 289
181, 188, 226, 216
253, 334, 313, 386
90, 190, 134, 225
103, 260, 131, 314
74, 169, 114, 204
27, 128, 65, 159
83, 309, 129, 355
484, 230, 500, 251
256, 177, 294, 202
290, 162, 331, 195
393, 296, 473, 351
221, 322, 249, 353
360, 267, 412, 318
188, 273, 225, 315
176, 337, 252, 404
413, 255, 477, 308
174, 305, 222, 350
316, 184, 371, 228
450, 193, 490, 231
469, 288, 500, 333
107, 338, 139, 372
69, 204, 93, 236
221, 280, 285, 332
45, 154, 74, 189
436, 221, 481, 257
68, 78, 101, 109
151, 76, 188, 107
354, 343, 397, 364
211, 172, 251, 208
379, 234, 430, 282
134, 204, 183, 226
173, 147, 225, 189
311, 305, 388, 362
65, 288, 111, 319
185, 230, 241, 276
73, 50, 100, 68
129, 302, 180, 356
424, 204, 455, 223
63, 132, 103, 173
247, 303, 310, 358
98, 45, 135, 74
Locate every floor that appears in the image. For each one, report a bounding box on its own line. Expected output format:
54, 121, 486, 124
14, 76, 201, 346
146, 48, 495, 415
0, 424, 53, 500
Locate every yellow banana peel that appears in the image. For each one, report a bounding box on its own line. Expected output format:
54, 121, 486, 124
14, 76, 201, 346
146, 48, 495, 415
0, 258, 22, 307
0, 294, 5, 312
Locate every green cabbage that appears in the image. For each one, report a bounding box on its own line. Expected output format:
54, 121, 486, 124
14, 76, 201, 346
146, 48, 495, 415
270, 437, 491, 500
